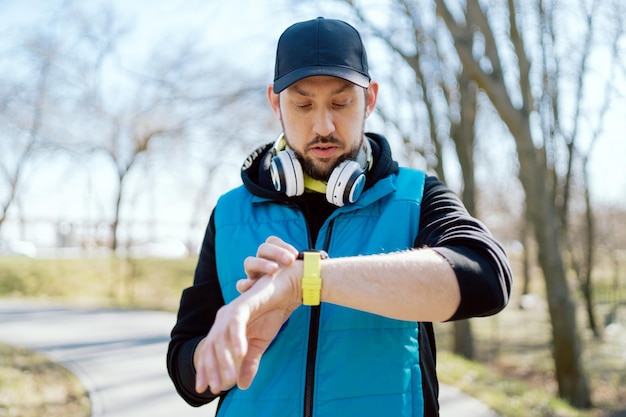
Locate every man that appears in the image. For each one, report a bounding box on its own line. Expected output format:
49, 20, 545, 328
168, 17, 512, 416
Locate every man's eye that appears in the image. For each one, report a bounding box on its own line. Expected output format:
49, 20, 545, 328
333, 102, 349, 108
295, 103, 311, 110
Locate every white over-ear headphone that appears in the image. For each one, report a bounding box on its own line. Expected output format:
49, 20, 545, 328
269, 134, 372, 207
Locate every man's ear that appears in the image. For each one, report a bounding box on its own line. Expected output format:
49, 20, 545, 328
365, 81, 379, 118
267, 84, 281, 120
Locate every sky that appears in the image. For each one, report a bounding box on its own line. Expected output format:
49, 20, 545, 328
1, 0, 625, 250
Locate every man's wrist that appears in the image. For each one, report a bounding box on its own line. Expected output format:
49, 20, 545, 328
297, 250, 328, 306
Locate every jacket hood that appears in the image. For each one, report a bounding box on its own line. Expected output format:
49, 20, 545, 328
240, 132, 399, 201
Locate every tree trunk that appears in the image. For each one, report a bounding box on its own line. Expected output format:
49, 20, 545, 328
111, 171, 125, 252
581, 168, 600, 338
520, 208, 532, 300
449, 72, 478, 360
453, 320, 474, 359
519, 132, 591, 408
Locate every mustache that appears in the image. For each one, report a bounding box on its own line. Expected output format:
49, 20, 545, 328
309, 135, 342, 146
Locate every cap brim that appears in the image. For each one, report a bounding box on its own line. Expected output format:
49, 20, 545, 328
273, 66, 370, 93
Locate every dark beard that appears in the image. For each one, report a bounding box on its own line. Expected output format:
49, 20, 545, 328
294, 135, 361, 181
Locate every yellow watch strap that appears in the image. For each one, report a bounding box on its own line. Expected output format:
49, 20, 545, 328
301, 251, 323, 306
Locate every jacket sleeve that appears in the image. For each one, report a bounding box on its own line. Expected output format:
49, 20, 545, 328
415, 176, 513, 320
166, 211, 226, 406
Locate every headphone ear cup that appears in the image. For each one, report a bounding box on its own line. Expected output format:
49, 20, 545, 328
270, 150, 305, 197
326, 161, 366, 207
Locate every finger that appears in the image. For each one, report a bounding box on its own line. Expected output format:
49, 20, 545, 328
215, 341, 237, 392
265, 236, 299, 257
237, 343, 264, 390
256, 242, 297, 266
194, 344, 209, 393
236, 278, 254, 294
214, 308, 250, 392
244, 256, 279, 279
207, 343, 224, 394
265, 236, 298, 255
209, 321, 239, 393
195, 339, 221, 394
202, 309, 233, 394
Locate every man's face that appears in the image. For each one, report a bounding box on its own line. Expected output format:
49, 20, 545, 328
268, 76, 378, 181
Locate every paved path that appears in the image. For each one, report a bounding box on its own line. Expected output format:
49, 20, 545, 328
0, 299, 499, 417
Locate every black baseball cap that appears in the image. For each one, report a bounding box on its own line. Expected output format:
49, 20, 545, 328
273, 17, 371, 93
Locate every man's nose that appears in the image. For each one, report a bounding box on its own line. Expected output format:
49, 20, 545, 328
312, 109, 335, 137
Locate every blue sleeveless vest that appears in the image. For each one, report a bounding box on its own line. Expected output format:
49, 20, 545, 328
214, 168, 426, 417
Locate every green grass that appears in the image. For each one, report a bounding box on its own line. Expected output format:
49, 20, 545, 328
437, 351, 592, 417
0, 343, 90, 417
0, 256, 197, 310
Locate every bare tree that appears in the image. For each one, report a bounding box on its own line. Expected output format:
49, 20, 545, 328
0, 31, 58, 234
0, 0, 285, 258
0, 3, 129, 244
50, 5, 232, 252
431, 0, 626, 406
559, 0, 624, 340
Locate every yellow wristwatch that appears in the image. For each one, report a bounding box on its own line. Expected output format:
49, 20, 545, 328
298, 250, 328, 306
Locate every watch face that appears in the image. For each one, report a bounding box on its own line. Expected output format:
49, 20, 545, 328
298, 250, 329, 259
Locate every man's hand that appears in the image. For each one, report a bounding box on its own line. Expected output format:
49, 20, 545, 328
237, 236, 299, 293
194, 236, 301, 395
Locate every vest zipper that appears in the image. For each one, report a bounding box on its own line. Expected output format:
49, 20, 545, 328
303, 305, 320, 417
303, 220, 335, 417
